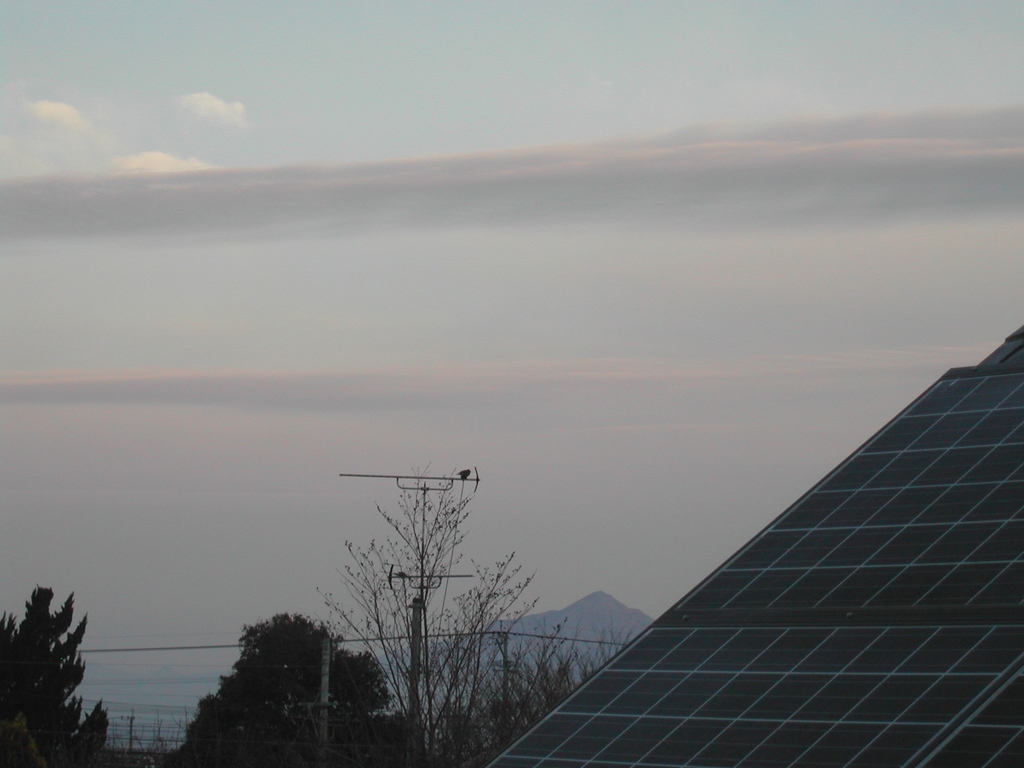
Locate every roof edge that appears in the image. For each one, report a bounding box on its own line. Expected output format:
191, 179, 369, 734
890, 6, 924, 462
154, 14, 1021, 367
975, 321, 1024, 368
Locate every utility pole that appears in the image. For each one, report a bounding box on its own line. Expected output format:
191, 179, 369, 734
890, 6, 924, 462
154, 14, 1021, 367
317, 635, 331, 768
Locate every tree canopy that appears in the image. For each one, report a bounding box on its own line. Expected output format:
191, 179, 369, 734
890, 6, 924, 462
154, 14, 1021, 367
172, 613, 402, 768
0, 587, 108, 765
0, 714, 48, 768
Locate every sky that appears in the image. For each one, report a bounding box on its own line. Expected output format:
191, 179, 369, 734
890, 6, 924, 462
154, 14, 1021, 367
3, 0, 1024, 733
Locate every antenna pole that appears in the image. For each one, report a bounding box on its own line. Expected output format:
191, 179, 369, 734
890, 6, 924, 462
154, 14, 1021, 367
409, 595, 424, 768
501, 630, 510, 738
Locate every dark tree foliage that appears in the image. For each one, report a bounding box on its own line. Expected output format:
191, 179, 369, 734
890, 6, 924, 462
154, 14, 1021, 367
172, 614, 403, 768
0, 714, 48, 768
0, 587, 108, 765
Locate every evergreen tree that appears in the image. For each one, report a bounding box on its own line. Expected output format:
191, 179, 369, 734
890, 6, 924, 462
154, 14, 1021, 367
0, 587, 108, 765
0, 714, 48, 768
172, 614, 402, 768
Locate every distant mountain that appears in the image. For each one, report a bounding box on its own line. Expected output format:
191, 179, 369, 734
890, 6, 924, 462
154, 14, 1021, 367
513, 591, 652, 644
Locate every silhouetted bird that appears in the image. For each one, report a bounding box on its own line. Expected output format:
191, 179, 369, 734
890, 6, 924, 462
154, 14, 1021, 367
458, 469, 472, 480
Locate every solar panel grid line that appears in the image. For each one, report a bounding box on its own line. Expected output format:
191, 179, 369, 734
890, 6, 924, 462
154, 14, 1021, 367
909, 536, 1003, 606
971, 733, 1024, 768
664, 604, 1024, 629
960, 410, 1024, 450
753, 473, 999, 544
836, 506, 1002, 610
829, 445, 965, 495
679, 376, 1024, 614
505, 630, 708, 765
551, 681, 981, 767
917, 564, 1006, 609
831, 628, 1020, 767
971, 673, 1024, 728
985, 737, 1024, 768
704, 396, 1024, 612
487, 628, 681, 766
876, 412, 1024, 459
906, 379, 979, 417
980, 561, 1024, 607
724, 520, 1020, 564
843, 382, 1024, 456
914, 514, 1024, 606
598, 671, 1009, 697
953, 377, 1024, 414
504, 625, 1024, 767
667, 374, 964, 616
770, 481, 1024, 536
510, 710, 932, 764
665, 629, 925, 766
961, 729, 1024, 768
900, 658, 1019, 763
915, 664, 1024, 767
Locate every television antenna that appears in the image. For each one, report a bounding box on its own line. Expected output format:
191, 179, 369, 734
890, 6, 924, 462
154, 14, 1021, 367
338, 468, 480, 492
337, 468, 480, 767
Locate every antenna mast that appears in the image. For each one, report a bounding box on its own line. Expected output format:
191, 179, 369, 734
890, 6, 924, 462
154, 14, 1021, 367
338, 468, 480, 768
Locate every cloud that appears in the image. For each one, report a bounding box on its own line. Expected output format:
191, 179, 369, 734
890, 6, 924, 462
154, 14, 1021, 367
177, 92, 248, 129
110, 151, 214, 174
1, 98, 118, 177
25, 100, 93, 132
0, 89, 219, 178
1, 95, 214, 178
0, 348, 981, 413
2, 105, 1023, 239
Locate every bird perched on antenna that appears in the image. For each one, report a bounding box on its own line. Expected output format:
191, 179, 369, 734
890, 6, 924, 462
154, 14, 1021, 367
456, 467, 480, 491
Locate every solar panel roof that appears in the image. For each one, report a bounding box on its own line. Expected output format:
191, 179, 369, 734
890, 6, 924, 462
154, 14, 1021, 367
489, 324, 1024, 768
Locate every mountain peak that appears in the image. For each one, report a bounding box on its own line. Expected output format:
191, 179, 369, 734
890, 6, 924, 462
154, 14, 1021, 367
516, 591, 652, 643
566, 590, 624, 609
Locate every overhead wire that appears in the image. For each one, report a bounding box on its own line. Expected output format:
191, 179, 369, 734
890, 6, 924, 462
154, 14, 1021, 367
78, 629, 624, 654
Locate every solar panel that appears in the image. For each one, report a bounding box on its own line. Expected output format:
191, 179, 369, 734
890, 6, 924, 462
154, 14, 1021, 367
494, 626, 1023, 767
918, 670, 1024, 767
679, 371, 1024, 616
487, 324, 1024, 768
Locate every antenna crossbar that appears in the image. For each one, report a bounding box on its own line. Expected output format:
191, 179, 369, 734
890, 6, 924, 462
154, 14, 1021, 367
338, 469, 480, 491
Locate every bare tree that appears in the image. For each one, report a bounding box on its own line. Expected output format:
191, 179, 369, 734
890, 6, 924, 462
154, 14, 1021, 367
325, 481, 536, 767
476, 623, 626, 758
326, 480, 631, 768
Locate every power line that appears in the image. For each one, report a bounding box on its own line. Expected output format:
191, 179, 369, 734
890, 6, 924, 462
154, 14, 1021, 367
80, 684, 222, 688
82, 643, 240, 653
87, 631, 237, 641
85, 661, 237, 668
79, 630, 625, 654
